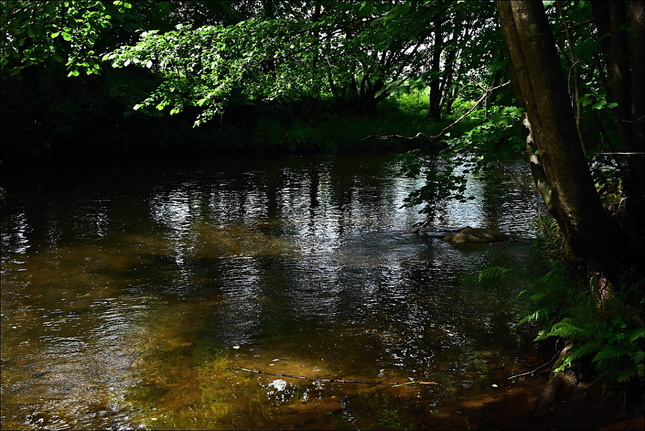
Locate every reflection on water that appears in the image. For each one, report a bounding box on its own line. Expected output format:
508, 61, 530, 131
1, 154, 546, 430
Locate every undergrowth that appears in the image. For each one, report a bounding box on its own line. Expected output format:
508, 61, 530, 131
518, 216, 644, 391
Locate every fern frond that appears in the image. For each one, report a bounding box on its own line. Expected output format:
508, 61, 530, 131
477, 266, 511, 284
615, 369, 634, 383
545, 319, 583, 339
629, 327, 644, 342
567, 341, 600, 362
519, 308, 547, 325
592, 344, 623, 366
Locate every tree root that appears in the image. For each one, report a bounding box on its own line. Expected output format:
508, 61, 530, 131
535, 343, 582, 414
536, 369, 581, 414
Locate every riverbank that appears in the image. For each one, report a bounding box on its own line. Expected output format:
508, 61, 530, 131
0, 96, 454, 161
470, 378, 643, 430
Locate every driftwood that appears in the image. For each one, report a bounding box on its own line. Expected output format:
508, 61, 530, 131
226, 368, 436, 387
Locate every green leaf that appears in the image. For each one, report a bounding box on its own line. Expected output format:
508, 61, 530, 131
578, 94, 593, 106
546, 320, 583, 339
358, 2, 373, 17
629, 328, 645, 342
592, 344, 623, 365
591, 100, 607, 110
477, 266, 511, 283
490, 112, 512, 126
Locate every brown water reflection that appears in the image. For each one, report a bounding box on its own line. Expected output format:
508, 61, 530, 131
1, 154, 547, 430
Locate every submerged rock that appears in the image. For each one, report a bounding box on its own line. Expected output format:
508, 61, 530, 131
441, 227, 507, 244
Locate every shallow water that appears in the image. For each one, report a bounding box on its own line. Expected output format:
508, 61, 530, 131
1, 153, 547, 430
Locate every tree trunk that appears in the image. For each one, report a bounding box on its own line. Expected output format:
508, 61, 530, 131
628, 1, 645, 263
428, 22, 443, 120
496, 0, 628, 267
591, 0, 645, 262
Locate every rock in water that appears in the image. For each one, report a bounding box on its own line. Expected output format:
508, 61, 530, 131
442, 227, 507, 244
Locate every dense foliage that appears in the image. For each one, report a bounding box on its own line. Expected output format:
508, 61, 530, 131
519, 217, 644, 389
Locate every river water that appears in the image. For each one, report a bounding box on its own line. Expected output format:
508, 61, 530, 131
1, 153, 547, 430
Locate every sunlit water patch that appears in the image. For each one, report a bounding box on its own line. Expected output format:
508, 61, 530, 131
2, 153, 547, 430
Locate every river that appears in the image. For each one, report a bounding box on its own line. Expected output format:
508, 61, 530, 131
1, 152, 548, 430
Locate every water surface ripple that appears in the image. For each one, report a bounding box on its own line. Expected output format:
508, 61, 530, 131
1, 154, 546, 430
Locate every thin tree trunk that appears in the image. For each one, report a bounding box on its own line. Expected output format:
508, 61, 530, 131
428, 22, 443, 120
556, 0, 586, 155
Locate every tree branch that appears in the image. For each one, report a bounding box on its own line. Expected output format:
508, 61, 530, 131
360, 80, 510, 146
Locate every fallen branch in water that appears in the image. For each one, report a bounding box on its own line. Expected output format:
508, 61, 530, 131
507, 349, 560, 381
226, 367, 436, 387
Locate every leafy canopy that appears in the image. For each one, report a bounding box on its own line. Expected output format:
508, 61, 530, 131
104, 1, 487, 126
1, 0, 132, 78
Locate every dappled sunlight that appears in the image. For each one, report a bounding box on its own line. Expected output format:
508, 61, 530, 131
1, 154, 547, 429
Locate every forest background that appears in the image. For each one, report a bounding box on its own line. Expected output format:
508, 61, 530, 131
1, 0, 643, 419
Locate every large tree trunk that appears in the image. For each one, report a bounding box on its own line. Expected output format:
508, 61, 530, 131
590, 0, 645, 263
496, 0, 628, 267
